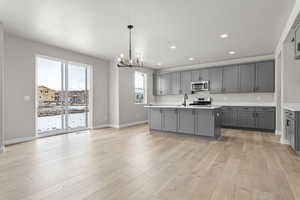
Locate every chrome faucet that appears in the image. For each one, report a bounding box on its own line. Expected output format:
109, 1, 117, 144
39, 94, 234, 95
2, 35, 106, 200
182, 93, 188, 106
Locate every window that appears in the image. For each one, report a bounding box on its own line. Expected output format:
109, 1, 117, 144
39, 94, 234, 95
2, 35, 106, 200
135, 71, 147, 104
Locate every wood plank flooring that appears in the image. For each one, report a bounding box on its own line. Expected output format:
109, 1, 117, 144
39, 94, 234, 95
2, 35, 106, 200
0, 124, 300, 200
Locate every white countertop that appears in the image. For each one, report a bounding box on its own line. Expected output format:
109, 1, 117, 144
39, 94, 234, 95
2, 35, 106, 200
212, 102, 276, 107
144, 105, 223, 110
284, 103, 300, 111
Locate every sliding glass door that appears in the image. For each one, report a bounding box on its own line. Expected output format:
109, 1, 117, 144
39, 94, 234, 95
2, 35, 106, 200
37, 56, 90, 135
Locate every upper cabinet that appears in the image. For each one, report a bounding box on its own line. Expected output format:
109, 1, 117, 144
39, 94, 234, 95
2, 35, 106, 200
222, 65, 239, 93
255, 61, 275, 93
192, 69, 209, 82
239, 63, 255, 93
153, 60, 275, 96
169, 72, 180, 95
153, 74, 160, 96
209, 67, 223, 93
180, 71, 192, 95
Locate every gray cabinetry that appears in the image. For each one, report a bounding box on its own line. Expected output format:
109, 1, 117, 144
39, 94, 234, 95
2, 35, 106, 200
255, 107, 275, 130
284, 110, 299, 153
192, 69, 209, 82
239, 63, 255, 93
222, 65, 239, 93
209, 67, 223, 93
169, 72, 180, 95
153, 74, 160, 96
255, 61, 275, 92
195, 110, 212, 136
180, 71, 192, 94
221, 106, 275, 131
177, 109, 195, 135
221, 107, 237, 127
153, 60, 275, 96
159, 73, 170, 95
162, 109, 177, 132
236, 108, 256, 128
149, 109, 162, 130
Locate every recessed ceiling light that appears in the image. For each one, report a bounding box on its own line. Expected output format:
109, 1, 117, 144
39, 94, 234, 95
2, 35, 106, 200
170, 45, 176, 49
228, 51, 236, 55
220, 33, 229, 39
189, 57, 195, 61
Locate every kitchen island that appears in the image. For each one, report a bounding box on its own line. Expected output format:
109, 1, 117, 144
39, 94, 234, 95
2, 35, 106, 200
145, 105, 222, 139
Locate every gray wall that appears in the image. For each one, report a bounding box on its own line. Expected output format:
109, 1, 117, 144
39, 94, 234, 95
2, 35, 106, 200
0, 24, 3, 150
108, 62, 154, 127
3, 33, 110, 142
282, 39, 300, 103
118, 67, 154, 126
108, 61, 119, 127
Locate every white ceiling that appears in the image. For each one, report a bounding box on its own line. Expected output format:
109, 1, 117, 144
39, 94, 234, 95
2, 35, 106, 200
0, 0, 295, 68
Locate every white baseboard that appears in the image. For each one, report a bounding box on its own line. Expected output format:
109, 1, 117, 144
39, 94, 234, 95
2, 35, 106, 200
93, 124, 110, 129
5, 136, 36, 145
118, 120, 148, 128
275, 129, 282, 135
280, 136, 289, 144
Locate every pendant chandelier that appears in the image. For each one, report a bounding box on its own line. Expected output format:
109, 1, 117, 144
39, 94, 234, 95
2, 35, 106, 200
117, 25, 143, 68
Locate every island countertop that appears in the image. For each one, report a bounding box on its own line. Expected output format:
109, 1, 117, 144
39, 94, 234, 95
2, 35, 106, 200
144, 105, 222, 109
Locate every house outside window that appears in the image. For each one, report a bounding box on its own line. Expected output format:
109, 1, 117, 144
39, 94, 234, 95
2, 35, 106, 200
135, 71, 147, 104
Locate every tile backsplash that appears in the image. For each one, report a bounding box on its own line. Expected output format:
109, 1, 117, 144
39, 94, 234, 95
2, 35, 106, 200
153, 91, 275, 105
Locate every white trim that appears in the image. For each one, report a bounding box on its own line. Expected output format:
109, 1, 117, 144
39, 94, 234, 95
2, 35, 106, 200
92, 124, 110, 129
275, 0, 300, 57
281, 136, 289, 145
275, 130, 282, 136
158, 54, 274, 73
118, 120, 148, 128
5, 136, 36, 145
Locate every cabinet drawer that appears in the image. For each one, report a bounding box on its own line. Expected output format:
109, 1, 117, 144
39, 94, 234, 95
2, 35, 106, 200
256, 107, 275, 112
235, 107, 256, 112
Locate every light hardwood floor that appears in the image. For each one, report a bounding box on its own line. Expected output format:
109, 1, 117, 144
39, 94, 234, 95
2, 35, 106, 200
0, 124, 300, 200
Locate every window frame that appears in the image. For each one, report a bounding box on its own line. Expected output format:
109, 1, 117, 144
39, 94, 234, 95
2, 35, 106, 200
134, 71, 147, 105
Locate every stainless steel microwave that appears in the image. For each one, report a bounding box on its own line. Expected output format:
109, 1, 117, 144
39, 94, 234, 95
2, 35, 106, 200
191, 81, 209, 93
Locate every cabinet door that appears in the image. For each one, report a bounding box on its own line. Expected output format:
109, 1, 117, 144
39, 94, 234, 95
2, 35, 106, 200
209, 67, 223, 93
255, 61, 275, 92
221, 110, 237, 127
192, 69, 209, 82
196, 110, 213, 136
236, 111, 256, 128
160, 74, 171, 95
178, 109, 195, 134
287, 119, 296, 150
162, 109, 177, 132
149, 109, 162, 130
170, 72, 180, 95
153, 74, 160, 96
222, 65, 239, 93
256, 111, 275, 130
180, 71, 192, 94
239, 63, 255, 93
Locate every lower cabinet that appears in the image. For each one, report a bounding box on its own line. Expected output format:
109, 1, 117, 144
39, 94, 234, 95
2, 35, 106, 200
284, 110, 299, 153
149, 108, 162, 130
236, 110, 256, 128
196, 109, 221, 137
162, 109, 177, 132
221, 106, 275, 131
256, 109, 275, 130
177, 109, 195, 135
221, 108, 237, 127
